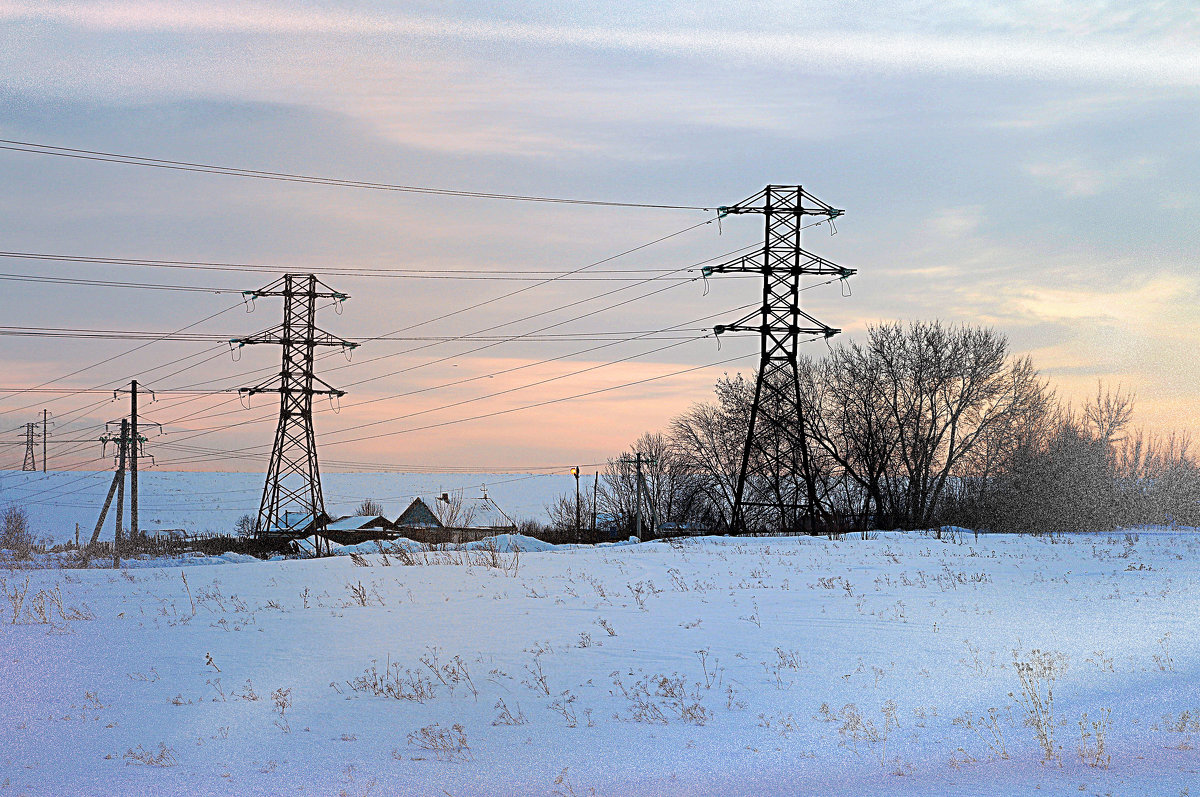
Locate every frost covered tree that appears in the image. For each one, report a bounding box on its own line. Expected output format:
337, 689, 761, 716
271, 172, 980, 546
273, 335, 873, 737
1, 504, 32, 558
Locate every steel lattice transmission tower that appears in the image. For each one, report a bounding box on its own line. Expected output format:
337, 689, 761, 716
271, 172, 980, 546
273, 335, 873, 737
21, 422, 36, 471
235, 274, 356, 543
710, 185, 856, 534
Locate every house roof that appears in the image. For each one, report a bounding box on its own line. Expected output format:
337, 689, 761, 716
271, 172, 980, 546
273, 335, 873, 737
470, 495, 517, 529
395, 497, 443, 528
326, 515, 392, 532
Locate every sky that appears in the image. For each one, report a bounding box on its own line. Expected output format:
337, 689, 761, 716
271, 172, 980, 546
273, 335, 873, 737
0, 0, 1197, 473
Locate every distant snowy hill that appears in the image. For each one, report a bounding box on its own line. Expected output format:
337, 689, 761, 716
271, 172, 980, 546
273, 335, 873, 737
0, 470, 579, 542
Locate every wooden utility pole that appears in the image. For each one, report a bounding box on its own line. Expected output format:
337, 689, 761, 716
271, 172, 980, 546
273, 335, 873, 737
130, 381, 138, 543
635, 452, 643, 540
88, 420, 129, 565
592, 472, 598, 532
42, 409, 48, 472
114, 419, 127, 568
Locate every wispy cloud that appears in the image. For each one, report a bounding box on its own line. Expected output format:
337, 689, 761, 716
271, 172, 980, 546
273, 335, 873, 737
4, 2, 1200, 86
1024, 156, 1157, 197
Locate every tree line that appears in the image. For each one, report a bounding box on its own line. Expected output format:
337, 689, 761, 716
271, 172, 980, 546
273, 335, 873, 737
549, 321, 1200, 537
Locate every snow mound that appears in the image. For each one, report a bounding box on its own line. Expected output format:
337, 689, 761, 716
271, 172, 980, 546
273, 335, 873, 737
460, 533, 558, 553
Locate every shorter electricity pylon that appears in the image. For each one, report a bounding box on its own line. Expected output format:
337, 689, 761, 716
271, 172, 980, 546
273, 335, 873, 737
234, 274, 355, 551
21, 422, 36, 471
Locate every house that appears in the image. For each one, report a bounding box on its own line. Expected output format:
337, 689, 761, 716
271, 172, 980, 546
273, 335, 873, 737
323, 515, 395, 546
394, 497, 443, 529
261, 510, 330, 538
395, 491, 516, 544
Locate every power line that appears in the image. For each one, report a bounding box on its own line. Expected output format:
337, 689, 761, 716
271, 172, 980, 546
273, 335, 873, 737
0, 325, 705, 343
0, 215, 724, 425
0, 138, 715, 211
148, 347, 760, 468
0, 387, 227, 394
0, 263, 746, 286
0, 301, 246, 416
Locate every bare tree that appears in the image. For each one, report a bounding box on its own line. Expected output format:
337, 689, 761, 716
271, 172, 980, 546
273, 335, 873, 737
355, 499, 384, 517
545, 490, 595, 541
668, 374, 753, 530
234, 513, 256, 537
864, 322, 1050, 527
1083, 382, 1135, 446
433, 488, 477, 528
599, 431, 704, 536
801, 344, 901, 527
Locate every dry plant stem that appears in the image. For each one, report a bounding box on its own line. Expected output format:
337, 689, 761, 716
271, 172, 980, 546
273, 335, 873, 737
1009, 650, 1066, 763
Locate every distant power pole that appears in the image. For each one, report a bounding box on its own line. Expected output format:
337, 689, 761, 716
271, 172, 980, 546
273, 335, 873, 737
90, 419, 131, 567
41, 409, 50, 472
619, 452, 657, 539
113, 418, 127, 568
235, 274, 356, 551
710, 185, 856, 534
114, 381, 155, 543
90, 384, 157, 563
21, 423, 36, 471
130, 383, 138, 541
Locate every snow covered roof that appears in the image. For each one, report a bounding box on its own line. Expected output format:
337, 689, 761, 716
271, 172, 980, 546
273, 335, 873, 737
262, 510, 331, 535
326, 515, 393, 532
469, 495, 517, 530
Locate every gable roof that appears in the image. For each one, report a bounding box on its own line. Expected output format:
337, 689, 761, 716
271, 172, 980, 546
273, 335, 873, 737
471, 495, 517, 529
395, 497, 443, 528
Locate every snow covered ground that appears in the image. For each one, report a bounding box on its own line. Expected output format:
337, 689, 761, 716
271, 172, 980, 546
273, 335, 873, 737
3, 529, 1199, 796
0, 471, 577, 543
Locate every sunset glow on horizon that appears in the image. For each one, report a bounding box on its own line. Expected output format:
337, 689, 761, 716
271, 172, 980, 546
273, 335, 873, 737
1, 1, 1196, 471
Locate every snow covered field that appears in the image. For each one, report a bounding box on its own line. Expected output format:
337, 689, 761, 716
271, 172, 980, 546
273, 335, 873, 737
0, 471, 577, 543
3, 530, 1199, 796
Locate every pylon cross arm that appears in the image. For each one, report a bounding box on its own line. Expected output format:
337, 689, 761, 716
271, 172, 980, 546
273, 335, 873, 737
717, 186, 844, 217
706, 249, 855, 278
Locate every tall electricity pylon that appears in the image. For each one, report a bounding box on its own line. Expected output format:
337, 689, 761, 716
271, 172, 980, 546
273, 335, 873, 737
235, 274, 355, 545
21, 422, 36, 471
710, 185, 856, 534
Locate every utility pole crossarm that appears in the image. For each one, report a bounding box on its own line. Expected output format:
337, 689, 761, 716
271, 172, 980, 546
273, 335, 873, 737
714, 306, 839, 339
703, 248, 856, 279
230, 325, 358, 351
239, 373, 346, 398
717, 186, 845, 218
243, 275, 349, 300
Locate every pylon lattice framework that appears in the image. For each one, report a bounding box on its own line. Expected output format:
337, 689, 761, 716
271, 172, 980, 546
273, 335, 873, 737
235, 274, 356, 539
22, 422, 36, 471
711, 185, 856, 534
